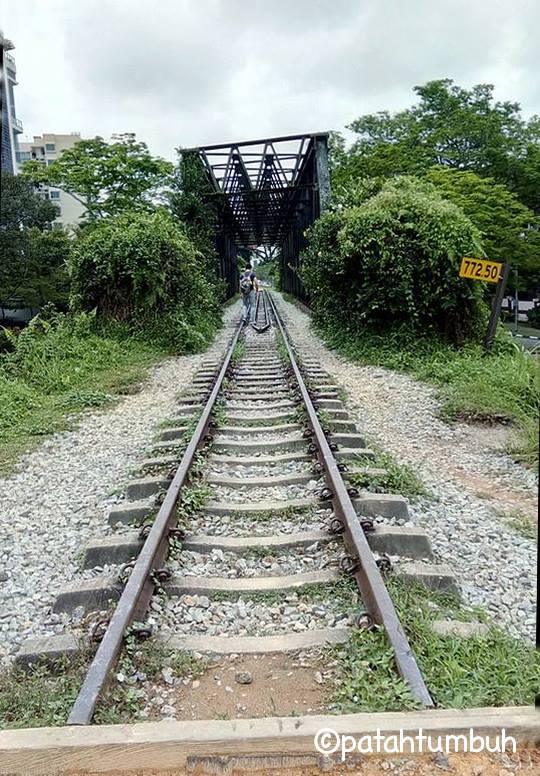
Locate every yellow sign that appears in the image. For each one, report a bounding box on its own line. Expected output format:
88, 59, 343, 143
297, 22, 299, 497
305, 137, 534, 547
459, 257, 503, 284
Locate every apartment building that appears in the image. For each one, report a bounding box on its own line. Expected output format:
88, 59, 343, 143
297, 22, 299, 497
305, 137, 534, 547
1, 31, 23, 173
16, 133, 86, 229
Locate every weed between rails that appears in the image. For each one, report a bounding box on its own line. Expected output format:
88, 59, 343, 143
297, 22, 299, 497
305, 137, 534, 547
348, 451, 429, 501
95, 639, 206, 725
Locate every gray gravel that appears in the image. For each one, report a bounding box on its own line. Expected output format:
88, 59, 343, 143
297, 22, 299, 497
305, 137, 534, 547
274, 292, 538, 641
154, 591, 355, 637
0, 304, 240, 663
185, 508, 331, 537
169, 541, 340, 578
209, 481, 319, 503
207, 460, 313, 476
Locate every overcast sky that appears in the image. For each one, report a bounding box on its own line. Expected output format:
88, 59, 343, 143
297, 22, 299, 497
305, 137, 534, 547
2, 0, 539, 161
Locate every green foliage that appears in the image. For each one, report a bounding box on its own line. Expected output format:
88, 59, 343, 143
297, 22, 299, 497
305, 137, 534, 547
0, 171, 58, 231
349, 451, 428, 500
5, 228, 71, 308
0, 657, 87, 729
303, 176, 487, 344
0, 172, 68, 308
332, 626, 419, 712
333, 79, 540, 234
21, 133, 173, 221
508, 117, 540, 214
318, 324, 539, 467
332, 578, 540, 711
254, 259, 277, 283
231, 338, 246, 365
426, 167, 540, 290
169, 151, 217, 255
0, 309, 165, 471
69, 210, 220, 352
503, 508, 538, 540
526, 305, 540, 328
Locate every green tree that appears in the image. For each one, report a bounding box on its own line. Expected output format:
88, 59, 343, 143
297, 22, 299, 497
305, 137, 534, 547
5, 229, 71, 308
303, 177, 486, 344
426, 167, 540, 290
0, 171, 58, 231
21, 134, 173, 221
510, 127, 540, 214
169, 150, 218, 262
338, 80, 538, 205
0, 172, 67, 307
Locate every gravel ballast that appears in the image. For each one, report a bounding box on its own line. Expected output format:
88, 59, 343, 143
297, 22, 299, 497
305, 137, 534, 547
154, 591, 355, 638
0, 305, 239, 663
274, 293, 537, 641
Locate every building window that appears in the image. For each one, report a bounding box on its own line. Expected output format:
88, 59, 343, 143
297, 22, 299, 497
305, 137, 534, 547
16, 151, 32, 163
49, 191, 61, 199
45, 143, 56, 152
47, 159, 55, 166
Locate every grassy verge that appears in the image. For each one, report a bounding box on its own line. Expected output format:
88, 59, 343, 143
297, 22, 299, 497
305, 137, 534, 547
0, 312, 169, 473
318, 325, 539, 468
0, 642, 205, 729
331, 577, 539, 712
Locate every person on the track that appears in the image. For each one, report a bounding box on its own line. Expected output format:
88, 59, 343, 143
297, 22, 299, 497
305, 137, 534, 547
240, 262, 258, 323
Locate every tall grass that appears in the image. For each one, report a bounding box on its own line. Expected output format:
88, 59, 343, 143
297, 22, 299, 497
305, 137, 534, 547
0, 312, 166, 471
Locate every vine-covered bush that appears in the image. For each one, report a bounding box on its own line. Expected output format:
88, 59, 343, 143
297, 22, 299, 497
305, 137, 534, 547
303, 177, 487, 344
69, 210, 220, 352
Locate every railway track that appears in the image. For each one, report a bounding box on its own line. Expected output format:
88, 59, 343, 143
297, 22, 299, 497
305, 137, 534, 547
16, 291, 462, 723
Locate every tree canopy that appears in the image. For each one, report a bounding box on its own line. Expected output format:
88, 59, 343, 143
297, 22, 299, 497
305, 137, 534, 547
426, 168, 540, 291
0, 173, 69, 308
21, 134, 173, 221
333, 80, 540, 215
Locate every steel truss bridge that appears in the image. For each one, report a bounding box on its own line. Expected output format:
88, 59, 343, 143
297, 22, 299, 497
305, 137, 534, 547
182, 132, 330, 299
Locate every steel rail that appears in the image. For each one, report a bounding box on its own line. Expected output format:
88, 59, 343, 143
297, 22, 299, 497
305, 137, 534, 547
67, 317, 244, 725
266, 293, 434, 707
251, 289, 270, 333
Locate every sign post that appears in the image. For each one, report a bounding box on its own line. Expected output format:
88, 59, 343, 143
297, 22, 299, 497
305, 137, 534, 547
482, 261, 510, 353
458, 257, 509, 354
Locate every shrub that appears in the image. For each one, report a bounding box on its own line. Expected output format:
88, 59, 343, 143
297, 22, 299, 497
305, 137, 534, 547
303, 177, 487, 344
69, 210, 220, 352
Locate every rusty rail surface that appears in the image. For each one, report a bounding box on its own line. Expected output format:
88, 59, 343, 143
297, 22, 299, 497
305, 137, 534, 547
67, 317, 244, 725
251, 288, 270, 333
266, 292, 433, 708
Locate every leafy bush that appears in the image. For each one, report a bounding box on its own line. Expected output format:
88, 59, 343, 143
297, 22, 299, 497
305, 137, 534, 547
69, 210, 221, 352
303, 177, 487, 344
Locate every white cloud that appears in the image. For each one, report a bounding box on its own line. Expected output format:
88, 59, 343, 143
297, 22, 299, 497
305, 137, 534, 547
2, 0, 538, 161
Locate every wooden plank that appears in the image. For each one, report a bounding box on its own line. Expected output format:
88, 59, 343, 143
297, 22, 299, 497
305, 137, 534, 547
0, 706, 538, 774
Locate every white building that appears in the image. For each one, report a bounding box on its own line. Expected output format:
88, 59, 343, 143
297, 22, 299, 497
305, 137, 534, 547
16, 133, 87, 230
1, 31, 23, 173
